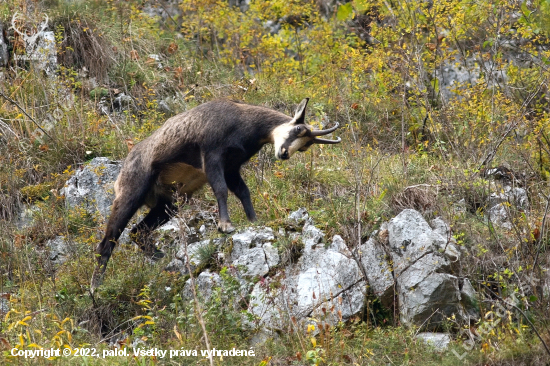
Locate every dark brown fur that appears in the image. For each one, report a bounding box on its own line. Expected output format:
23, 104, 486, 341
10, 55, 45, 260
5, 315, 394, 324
91, 98, 340, 292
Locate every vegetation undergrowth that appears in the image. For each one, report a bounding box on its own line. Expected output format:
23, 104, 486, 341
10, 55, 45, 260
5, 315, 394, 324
1, 0, 550, 365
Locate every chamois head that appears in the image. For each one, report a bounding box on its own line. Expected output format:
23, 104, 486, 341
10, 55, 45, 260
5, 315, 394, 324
272, 98, 341, 160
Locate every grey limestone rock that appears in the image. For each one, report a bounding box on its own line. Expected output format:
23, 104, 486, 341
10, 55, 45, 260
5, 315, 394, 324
231, 227, 275, 261
182, 271, 221, 302
288, 207, 310, 224
60, 157, 121, 218
45, 236, 70, 264
246, 225, 365, 330
0, 21, 8, 67
486, 185, 529, 229
173, 239, 222, 274
387, 209, 476, 329
358, 237, 394, 306
416, 332, 452, 351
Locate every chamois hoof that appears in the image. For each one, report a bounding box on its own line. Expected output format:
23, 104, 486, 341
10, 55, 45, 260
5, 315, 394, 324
217, 221, 235, 234
90, 270, 104, 295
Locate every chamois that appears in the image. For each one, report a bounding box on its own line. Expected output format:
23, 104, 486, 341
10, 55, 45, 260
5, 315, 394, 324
91, 98, 340, 291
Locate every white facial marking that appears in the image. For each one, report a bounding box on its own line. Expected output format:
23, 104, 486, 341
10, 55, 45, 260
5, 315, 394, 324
271, 121, 316, 159
271, 122, 294, 159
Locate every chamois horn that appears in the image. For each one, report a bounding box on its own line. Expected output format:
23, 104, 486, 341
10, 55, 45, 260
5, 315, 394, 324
314, 136, 342, 144
310, 121, 340, 136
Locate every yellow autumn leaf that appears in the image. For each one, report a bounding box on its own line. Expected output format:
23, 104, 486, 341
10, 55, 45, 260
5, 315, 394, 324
173, 326, 182, 342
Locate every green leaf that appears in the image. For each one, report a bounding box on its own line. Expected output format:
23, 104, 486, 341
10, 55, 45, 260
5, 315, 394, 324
354, 0, 369, 12
529, 295, 538, 302
431, 78, 439, 93
337, 3, 353, 21
521, 1, 529, 17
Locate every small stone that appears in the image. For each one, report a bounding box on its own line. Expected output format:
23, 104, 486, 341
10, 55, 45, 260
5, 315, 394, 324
46, 236, 70, 264
182, 271, 221, 302
416, 332, 452, 351
288, 207, 309, 224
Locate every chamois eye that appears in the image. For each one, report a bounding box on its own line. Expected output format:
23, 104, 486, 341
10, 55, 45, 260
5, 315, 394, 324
295, 126, 302, 132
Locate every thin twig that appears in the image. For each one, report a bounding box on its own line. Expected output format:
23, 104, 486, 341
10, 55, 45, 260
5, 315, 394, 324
478, 120, 519, 169
403, 183, 437, 191
478, 79, 544, 170
533, 193, 550, 269
156, 0, 179, 28
97, 316, 142, 344
178, 215, 214, 366
484, 287, 550, 358
0, 89, 55, 142
414, 308, 440, 336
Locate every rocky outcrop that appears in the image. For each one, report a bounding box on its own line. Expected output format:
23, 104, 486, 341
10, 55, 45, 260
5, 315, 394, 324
166, 238, 224, 274
486, 185, 529, 229
246, 231, 365, 331
358, 236, 394, 306
388, 209, 475, 328
60, 157, 122, 218
246, 208, 479, 332
59, 158, 480, 335
243, 209, 478, 333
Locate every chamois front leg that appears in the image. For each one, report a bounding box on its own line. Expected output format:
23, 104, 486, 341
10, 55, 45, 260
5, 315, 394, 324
91, 196, 143, 293
204, 156, 234, 233
226, 170, 257, 222
91, 170, 152, 293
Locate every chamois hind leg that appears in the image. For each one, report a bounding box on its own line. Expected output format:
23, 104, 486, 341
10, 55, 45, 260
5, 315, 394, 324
91, 177, 151, 293
130, 198, 176, 258
226, 170, 257, 222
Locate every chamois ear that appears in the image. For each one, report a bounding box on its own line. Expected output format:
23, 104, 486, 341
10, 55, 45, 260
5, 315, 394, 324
293, 98, 309, 125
